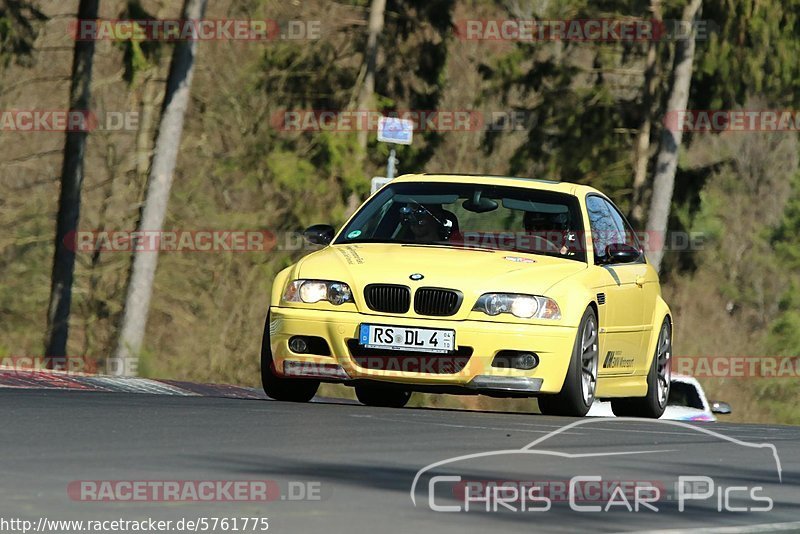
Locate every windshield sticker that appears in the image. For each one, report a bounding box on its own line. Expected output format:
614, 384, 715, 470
347, 230, 362, 239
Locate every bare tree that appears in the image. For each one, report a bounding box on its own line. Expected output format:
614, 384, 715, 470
113, 0, 208, 376
356, 0, 386, 151
646, 0, 702, 272
630, 0, 662, 227
44, 0, 99, 363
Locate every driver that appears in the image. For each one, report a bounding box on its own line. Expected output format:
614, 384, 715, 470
523, 211, 570, 255
401, 204, 455, 243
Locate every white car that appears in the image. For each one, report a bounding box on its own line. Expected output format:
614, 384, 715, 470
588, 374, 731, 421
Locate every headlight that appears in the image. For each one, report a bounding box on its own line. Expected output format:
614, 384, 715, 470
283, 280, 353, 305
473, 293, 561, 320
300, 281, 328, 303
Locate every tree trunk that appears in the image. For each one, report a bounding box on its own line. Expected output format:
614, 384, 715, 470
645, 0, 702, 273
630, 0, 662, 227
356, 0, 386, 151
134, 73, 161, 188
44, 0, 99, 365
112, 0, 208, 376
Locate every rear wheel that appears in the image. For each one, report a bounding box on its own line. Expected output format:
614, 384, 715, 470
355, 385, 411, 408
538, 307, 598, 417
611, 319, 671, 418
261, 312, 319, 402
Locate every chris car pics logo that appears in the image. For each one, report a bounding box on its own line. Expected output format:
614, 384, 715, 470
410, 418, 782, 514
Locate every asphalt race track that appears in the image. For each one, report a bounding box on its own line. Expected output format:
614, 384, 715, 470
2, 389, 799, 533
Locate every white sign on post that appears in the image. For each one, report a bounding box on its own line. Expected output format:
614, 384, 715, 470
377, 117, 414, 146
371, 176, 392, 195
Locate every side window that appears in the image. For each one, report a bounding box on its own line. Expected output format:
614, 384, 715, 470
586, 195, 641, 263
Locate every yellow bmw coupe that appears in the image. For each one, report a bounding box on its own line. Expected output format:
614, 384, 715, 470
261, 174, 672, 417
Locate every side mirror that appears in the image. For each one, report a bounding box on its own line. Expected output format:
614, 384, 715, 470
710, 401, 732, 415
603, 243, 642, 265
303, 224, 335, 246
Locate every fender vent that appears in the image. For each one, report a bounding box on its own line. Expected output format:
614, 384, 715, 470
597, 293, 606, 305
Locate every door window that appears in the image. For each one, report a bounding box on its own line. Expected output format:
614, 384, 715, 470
586, 196, 642, 264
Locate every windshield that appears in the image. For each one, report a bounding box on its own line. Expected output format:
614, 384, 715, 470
335, 181, 586, 262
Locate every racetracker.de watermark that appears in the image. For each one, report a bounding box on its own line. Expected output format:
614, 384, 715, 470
66, 230, 706, 254
665, 110, 800, 132
68, 480, 323, 502
454, 19, 716, 42
0, 110, 139, 132
1, 355, 94, 373
673, 356, 800, 378
66, 230, 277, 253
0, 356, 135, 376
270, 110, 531, 132
453, 230, 705, 254
70, 19, 321, 41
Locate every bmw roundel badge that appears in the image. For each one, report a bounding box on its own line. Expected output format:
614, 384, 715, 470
410, 273, 424, 281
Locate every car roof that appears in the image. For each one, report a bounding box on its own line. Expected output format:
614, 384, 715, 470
393, 173, 602, 198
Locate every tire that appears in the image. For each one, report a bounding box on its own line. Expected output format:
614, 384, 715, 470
261, 311, 319, 402
538, 307, 599, 417
611, 318, 671, 419
354, 385, 411, 408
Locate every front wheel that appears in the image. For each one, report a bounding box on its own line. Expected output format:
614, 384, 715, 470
611, 319, 671, 418
261, 312, 319, 402
355, 385, 411, 408
538, 307, 599, 417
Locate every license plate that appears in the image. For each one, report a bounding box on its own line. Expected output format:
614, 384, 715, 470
358, 324, 455, 354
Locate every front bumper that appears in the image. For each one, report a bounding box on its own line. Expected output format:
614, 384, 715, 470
268, 306, 577, 395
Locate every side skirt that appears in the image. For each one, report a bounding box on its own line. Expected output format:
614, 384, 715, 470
596, 375, 648, 399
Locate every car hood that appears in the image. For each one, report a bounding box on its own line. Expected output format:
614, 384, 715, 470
298, 243, 586, 298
